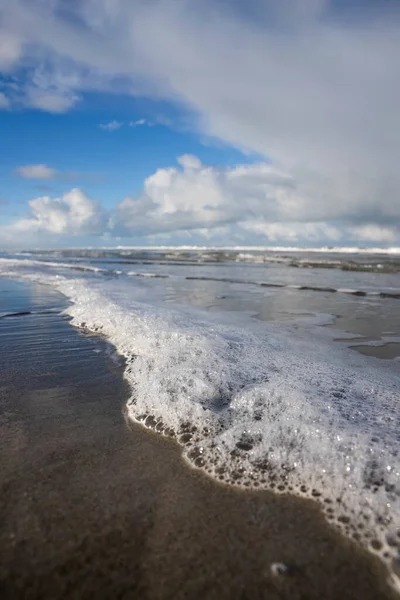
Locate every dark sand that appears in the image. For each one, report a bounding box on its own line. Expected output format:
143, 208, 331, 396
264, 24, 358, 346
0, 279, 396, 600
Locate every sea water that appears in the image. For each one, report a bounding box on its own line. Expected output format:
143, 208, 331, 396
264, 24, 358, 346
1, 248, 399, 587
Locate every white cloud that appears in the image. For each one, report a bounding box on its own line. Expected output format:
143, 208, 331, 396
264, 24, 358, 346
99, 120, 124, 131
1, 56, 81, 112
15, 164, 58, 180
4, 189, 106, 236
241, 221, 342, 243
22, 61, 81, 112
0, 31, 22, 71
129, 119, 146, 127
0, 91, 9, 108
348, 225, 397, 243
27, 92, 78, 113
100, 119, 149, 130
111, 155, 400, 244
177, 154, 202, 170
14, 164, 92, 182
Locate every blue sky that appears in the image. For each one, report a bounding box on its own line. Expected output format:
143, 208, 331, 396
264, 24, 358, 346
0, 0, 399, 248
0, 95, 255, 222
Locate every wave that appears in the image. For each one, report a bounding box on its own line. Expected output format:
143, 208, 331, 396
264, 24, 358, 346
0, 310, 31, 319
0, 257, 106, 273
185, 276, 400, 299
1, 258, 399, 299
13, 247, 400, 273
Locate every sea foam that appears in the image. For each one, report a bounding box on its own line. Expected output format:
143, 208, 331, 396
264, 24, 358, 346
60, 279, 400, 570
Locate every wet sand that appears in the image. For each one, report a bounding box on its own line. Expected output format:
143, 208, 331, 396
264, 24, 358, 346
350, 342, 400, 360
0, 279, 396, 600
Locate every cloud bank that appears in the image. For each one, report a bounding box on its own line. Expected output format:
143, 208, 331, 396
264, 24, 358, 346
2, 156, 399, 246
1, 0, 400, 245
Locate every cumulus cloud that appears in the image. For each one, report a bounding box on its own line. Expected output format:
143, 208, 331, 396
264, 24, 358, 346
15, 164, 58, 180
111, 155, 400, 244
99, 120, 124, 131
177, 154, 202, 170
4, 189, 106, 236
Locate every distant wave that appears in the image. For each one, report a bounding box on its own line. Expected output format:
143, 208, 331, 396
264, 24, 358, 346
11, 247, 400, 274
13, 245, 400, 255
1, 258, 399, 299
111, 245, 400, 254
184, 276, 400, 299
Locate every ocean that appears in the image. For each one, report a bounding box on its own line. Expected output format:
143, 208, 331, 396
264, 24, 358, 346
1, 246, 399, 589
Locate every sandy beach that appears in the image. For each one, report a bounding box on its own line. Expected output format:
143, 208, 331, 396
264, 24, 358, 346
0, 279, 396, 599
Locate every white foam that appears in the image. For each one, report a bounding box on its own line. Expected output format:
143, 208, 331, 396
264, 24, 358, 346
107, 245, 400, 255
1, 259, 400, 582
127, 271, 168, 278
337, 288, 360, 294
0, 257, 106, 274
60, 280, 400, 563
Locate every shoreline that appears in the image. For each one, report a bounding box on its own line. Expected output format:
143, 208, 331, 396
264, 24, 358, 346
0, 278, 397, 599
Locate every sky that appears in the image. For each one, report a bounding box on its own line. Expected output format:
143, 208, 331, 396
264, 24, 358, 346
0, 0, 399, 249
